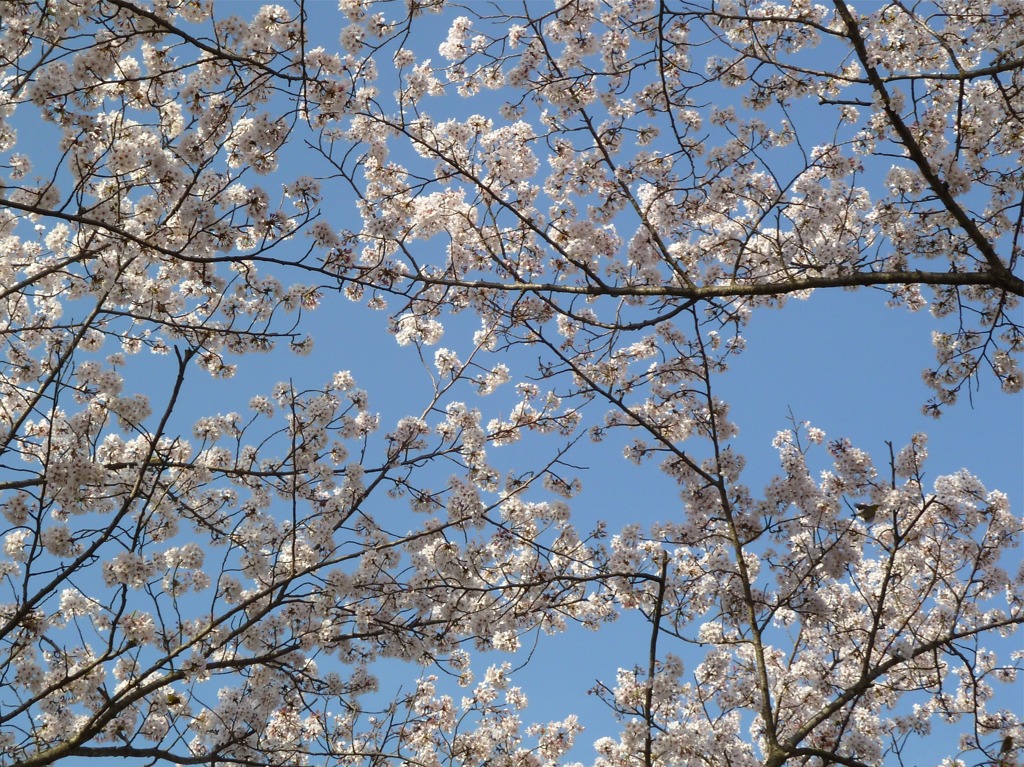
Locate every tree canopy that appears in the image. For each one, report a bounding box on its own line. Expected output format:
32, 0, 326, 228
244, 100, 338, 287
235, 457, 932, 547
0, 1, 1021, 766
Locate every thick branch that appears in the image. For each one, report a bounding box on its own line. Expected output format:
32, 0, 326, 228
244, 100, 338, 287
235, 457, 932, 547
407, 268, 1024, 299
834, 0, 1017, 281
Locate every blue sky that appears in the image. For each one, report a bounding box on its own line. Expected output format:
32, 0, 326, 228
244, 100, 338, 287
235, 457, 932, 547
279, 4, 1024, 760
3, 1, 1022, 765
170, 1, 1024, 760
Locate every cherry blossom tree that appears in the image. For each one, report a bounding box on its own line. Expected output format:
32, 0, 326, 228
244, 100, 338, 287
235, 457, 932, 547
0, 2, 1021, 767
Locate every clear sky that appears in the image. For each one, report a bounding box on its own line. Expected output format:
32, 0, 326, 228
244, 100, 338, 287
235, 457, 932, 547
146, 2, 1024, 762
4, 2, 1022, 765
263, 3, 1024, 761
